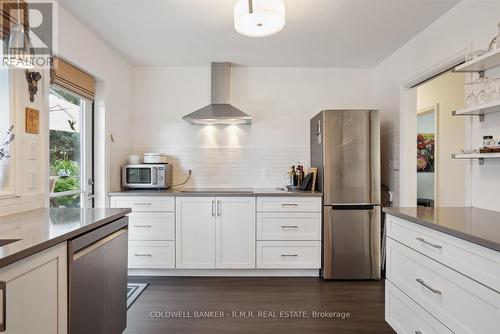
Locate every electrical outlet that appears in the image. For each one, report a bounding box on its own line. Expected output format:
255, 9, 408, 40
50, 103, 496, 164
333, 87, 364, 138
27, 141, 37, 160
262, 168, 271, 178
28, 171, 37, 190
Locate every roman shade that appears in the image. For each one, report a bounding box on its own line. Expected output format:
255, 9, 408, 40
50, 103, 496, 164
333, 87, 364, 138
51, 56, 95, 100
0, 1, 28, 40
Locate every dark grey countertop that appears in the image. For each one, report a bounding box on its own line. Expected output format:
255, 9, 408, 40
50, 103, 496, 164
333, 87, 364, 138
109, 187, 323, 197
383, 207, 500, 252
0, 208, 131, 268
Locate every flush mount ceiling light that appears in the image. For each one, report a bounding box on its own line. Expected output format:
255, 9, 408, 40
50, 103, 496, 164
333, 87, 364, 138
234, 0, 285, 37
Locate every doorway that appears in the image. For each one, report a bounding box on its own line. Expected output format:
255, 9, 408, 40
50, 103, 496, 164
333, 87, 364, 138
48, 85, 94, 208
401, 70, 467, 207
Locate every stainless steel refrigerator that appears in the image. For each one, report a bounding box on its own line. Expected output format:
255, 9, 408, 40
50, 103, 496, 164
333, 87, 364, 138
311, 110, 381, 279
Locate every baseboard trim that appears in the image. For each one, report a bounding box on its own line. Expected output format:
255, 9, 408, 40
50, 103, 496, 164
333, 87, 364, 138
128, 269, 321, 277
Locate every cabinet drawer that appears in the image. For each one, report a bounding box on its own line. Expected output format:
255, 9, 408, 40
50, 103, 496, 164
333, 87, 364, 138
257, 197, 321, 212
386, 214, 500, 292
128, 241, 175, 269
385, 280, 453, 334
129, 212, 175, 241
386, 238, 500, 334
256, 241, 321, 269
256, 212, 321, 241
111, 196, 174, 212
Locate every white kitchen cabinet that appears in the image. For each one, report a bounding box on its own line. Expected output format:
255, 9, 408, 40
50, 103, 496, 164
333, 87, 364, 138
176, 197, 256, 269
385, 213, 500, 334
176, 197, 216, 268
128, 212, 175, 241
256, 241, 321, 269
216, 197, 256, 269
110, 195, 176, 269
129, 240, 175, 269
0, 242, 67, 334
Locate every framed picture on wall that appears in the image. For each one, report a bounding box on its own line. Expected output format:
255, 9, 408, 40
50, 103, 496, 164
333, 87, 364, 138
417, 133, 435, 173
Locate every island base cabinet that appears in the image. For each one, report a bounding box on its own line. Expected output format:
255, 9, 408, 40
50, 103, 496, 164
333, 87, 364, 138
385, 280, 453, 334
0, 243, 67, 334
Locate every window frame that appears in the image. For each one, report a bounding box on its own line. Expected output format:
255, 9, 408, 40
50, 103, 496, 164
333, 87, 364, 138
0, 66, 19, 199
48, 84, 94, 208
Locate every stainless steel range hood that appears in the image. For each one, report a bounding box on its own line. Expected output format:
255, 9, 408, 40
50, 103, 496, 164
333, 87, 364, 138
183, 62, 252, 125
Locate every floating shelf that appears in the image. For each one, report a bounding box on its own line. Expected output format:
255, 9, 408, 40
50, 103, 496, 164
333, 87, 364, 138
452, 152, 500, 165
452, 99, 500, 121
454, 48, 500, 73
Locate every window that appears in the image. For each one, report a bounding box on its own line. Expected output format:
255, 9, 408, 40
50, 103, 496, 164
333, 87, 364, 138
0, 64, 13, 196
49, 86, 93, 208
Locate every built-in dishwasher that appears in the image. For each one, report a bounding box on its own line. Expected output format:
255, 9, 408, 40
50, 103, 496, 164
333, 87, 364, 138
68, 217, 128, 334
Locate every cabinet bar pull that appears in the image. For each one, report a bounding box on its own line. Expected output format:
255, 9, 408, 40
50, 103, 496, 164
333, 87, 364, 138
134, 202, 151, 206
134, 253, 152, 257
281, 203, 298, 207
217, 200, 221, 216
212, 200, 215, 217
134, 224, 152, 228
416, 237, 442, 249
281, 254, 298, 257
281, 225, 299, 229
0, 281, 5, 332
416, 278, 442, 295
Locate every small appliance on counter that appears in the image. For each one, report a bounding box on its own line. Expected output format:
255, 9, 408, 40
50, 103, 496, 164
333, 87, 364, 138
122, 163, 172, 189
143, 153, 168, 164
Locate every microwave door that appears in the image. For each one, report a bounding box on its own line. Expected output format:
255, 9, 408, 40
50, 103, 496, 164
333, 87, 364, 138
124, 167, 152, 187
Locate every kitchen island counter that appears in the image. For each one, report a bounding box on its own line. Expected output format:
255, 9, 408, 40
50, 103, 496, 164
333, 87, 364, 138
0, 208, 131, 268
383, 206, 500, 252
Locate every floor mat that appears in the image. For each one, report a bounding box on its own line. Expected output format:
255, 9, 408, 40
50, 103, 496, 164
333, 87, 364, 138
127, 283, 148, 309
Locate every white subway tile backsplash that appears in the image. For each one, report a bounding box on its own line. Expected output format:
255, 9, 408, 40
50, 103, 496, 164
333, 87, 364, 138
131, 146, 310, 188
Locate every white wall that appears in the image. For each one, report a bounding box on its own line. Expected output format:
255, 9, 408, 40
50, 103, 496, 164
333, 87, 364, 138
0, 69, 49, 216
57, 5, 132, 203
0, 3, 132, 215
373, 0, 500, 210
131, 67, 374, 187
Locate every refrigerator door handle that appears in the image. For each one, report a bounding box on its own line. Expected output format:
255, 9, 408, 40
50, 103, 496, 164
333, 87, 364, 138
328, 204, 376, 210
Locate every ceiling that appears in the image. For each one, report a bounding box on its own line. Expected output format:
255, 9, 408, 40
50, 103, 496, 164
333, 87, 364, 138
59, 0, 459, 68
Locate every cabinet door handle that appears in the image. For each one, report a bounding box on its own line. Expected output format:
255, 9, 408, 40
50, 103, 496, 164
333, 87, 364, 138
134, 202, 152, 206
416, 237, 442, 249
0, 281, 6, 332
134, 253, 152, 257
416, 278, 442, 295
134, 225, 152, 228
281, 254, 298, 257
281, 203, 299, 207
212, 200, 215, 217
217, 201, 221, 216
281, 225, 299, 229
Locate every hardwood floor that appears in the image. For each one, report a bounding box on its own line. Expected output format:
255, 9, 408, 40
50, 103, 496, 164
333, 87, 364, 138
125, 277, 394, 334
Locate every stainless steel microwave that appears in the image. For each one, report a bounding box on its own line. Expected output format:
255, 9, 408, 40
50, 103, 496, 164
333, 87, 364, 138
122, 164, 172, 189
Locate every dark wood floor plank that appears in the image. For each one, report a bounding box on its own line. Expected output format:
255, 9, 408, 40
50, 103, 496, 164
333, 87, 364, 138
125, 277, 394, 334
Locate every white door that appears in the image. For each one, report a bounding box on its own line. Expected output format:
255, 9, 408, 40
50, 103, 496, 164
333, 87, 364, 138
0, 243, 67, 334
215, 197, 256, 269
175, 197, 216, 268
